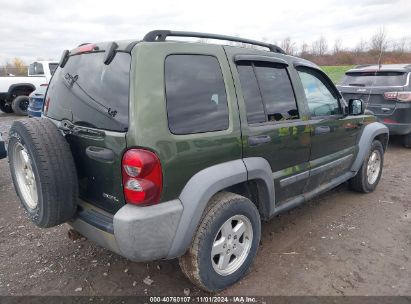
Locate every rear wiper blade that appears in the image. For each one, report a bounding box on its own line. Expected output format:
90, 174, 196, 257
348, 83, 366, 87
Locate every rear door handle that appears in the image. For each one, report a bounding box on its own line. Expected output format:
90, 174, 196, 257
315, 126, 330, 135
248, 135, 271, 146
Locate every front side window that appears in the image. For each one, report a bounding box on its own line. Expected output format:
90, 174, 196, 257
237, 62, 299, 124
297, 67, 341, 117
165, 55, 229, 134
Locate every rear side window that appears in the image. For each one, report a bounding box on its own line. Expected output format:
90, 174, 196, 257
237, 62, 299, 123
29, 62, 44, 75
46, 52, 131, 131
165, 55, 229, 134
341, 71, 408, 87
237, 64, 266, 124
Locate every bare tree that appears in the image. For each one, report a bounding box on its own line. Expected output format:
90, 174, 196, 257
333, 38, 343, 54
299, 42, 310, 56
354, 38, 368, 53
280, 37, 296, 55
370, 27, 389, 53
311, 36, 328, 56
391, 37, 407, 53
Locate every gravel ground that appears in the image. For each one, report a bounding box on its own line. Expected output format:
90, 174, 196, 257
0, 112, 410, 296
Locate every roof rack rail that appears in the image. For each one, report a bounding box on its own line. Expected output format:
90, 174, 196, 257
143, 30, 286, 54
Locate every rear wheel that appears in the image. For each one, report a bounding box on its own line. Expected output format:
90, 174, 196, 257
349, 140, 384, 193
0, 100, 13, 113
403, 133, 411, 148
179, 192, 261, 292
8, 118, 78, 227
11, 96, 29, 116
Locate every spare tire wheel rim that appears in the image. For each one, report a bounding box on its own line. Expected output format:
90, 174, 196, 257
367, 150, 381, 185
12, 142, 38, 209
211, 214, 253, 276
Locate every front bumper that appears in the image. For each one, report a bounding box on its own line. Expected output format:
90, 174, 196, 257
0, 133, 6, 159
69, 199, 183, 262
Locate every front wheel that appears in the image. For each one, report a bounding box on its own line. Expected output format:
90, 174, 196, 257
179, 192, 261, 292
349, 140, 384, 193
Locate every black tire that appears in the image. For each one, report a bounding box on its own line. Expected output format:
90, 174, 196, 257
0, 100, 13, 113
403, 133, 411, 148
349, 140, 384, 193
8, 118, 78, 227
11, 95, 29, 116
179, 192, 261, 292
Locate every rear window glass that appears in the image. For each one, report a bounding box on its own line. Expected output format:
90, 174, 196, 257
48, 63, 58, 75
165, 55, 229, 134
341, 71, 407, 87
46, 52, 131, 131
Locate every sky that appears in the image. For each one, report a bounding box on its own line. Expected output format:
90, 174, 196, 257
0, 0, 410, 64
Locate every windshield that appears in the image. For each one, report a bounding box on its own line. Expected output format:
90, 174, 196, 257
45, 52, 131, 132
341, 71, 408, 87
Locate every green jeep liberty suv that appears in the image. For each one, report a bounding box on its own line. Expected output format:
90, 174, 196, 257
8, 30, 388, 292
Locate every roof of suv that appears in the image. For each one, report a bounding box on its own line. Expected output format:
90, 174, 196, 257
348, 64, 411, 73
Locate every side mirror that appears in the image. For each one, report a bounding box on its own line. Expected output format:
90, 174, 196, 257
348, 99, 364, 115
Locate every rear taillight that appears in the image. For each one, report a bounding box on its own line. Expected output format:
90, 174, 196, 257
43, 97, 51, 113
121, 149, 163, 206
384, 91, 411, 102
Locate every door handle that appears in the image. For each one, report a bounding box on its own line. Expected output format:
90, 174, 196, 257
315, 126, 330, 135
248, 135, 271, 146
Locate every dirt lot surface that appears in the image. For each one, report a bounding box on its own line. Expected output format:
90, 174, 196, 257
0, 112, 410, 297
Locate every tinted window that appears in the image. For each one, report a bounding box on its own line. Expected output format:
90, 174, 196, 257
165, 55, 229, 134
341, 71, 407, 87
46, 52, 131, 131
49, 63, 58, 75
297, 67, 341, 117
29, 62, 44, 75
237, 64, 266, 124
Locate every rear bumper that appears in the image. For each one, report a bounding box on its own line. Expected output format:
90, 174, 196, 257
383, 122, 411, 135
28, 108, 42, 117
69, 199, 183, 262
374, 104, 411, 135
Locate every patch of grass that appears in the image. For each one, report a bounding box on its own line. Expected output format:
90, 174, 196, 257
321, 65, 354, 84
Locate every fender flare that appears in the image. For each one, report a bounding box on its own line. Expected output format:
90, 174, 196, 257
7, 83, 36, 98
351, 122, 389, 173
166, 157, 275, 258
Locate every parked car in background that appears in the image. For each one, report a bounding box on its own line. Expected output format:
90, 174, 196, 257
7, 30, 388, 292
338, 64, 411, 147
28, 85, 47, 117
0, 61, 57, 115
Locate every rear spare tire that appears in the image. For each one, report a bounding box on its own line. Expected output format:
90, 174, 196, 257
8, 118, 78, 227
11, 95, 29, 116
